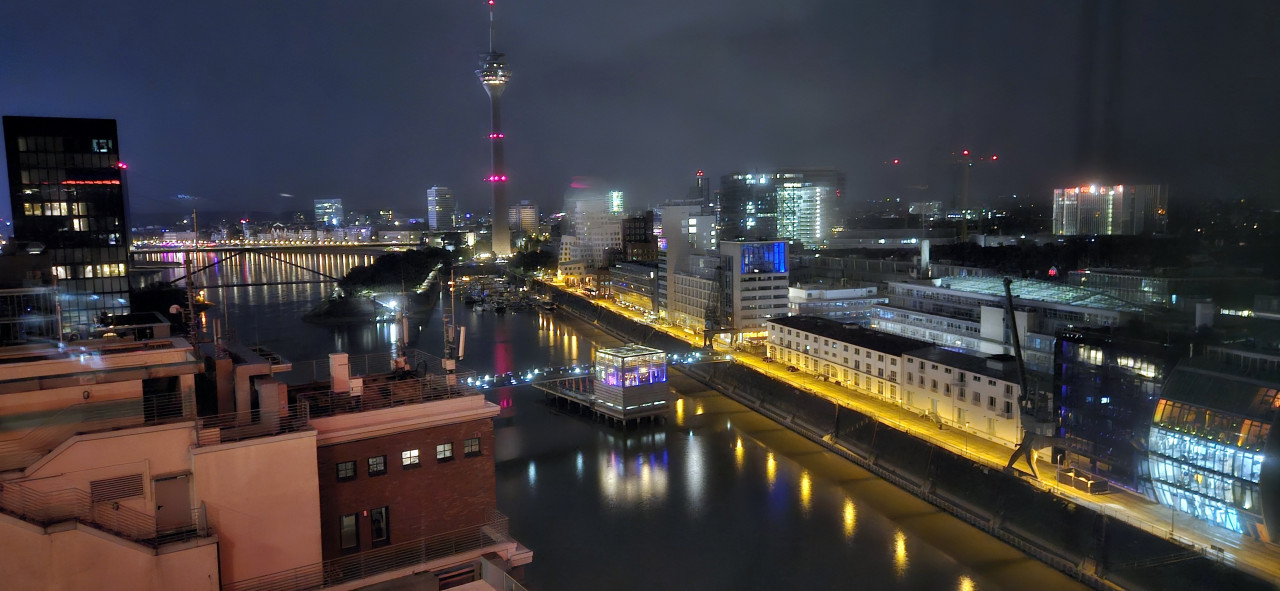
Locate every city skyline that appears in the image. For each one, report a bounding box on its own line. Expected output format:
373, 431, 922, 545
2, 1, 1278, 219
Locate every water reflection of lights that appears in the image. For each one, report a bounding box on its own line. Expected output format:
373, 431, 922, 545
570, 335, 578, 358
734, 438, 744, 471
766, 452, 777, 489
676, 398, 685, 426
893, 530, 908, 578
575, 452, 584, 480
695, 402, 704, 415
958, 575, 975, 591
599, 446, 669, 506
842, 499, 857, 538
527, 461, 537, 486
799, 471, 812, 513
686, 432, 705, 511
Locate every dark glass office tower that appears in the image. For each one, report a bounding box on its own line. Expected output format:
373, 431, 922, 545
1054, 327, 1181, 494
3, 116, 131, 334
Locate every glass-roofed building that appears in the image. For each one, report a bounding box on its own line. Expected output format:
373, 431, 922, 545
1149, 347, 1280, 541
872, 276, 1147, 373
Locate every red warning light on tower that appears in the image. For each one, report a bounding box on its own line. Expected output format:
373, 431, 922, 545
696, 170, 704, 177
961, 150, 969, 157
991, 154, 998, 161
892, 159, 900, 165
117, 162, 128, 170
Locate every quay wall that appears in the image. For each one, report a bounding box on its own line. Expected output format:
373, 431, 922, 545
542, 284, 1273, 591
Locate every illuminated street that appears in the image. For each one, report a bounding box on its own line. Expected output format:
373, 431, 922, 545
546, 278, 1280, 587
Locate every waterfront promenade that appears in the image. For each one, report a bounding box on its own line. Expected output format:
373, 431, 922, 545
543, 278, 1280, 587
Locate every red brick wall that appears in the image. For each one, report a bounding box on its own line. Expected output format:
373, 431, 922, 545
316, 419, 496, 559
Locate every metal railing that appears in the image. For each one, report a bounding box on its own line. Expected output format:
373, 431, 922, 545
283, 349, 446, 385
0, 481, 211, 547
194, 403, 311, 447
0, 392, 194, 471
300, 372, 480, 419
222, 510, 511, 591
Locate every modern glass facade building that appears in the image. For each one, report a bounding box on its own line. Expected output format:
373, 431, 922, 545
719, 169, 845, 243
426, 186, 456, 231
1149, 350, 1280, 541
313, 198, 344, 227
3, 116, 131, 333
1053, 328, 1178, 493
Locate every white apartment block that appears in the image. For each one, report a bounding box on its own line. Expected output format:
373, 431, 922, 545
766, 315, 1024, 449
668, 272, 717, 332
901, 348, 1023, 448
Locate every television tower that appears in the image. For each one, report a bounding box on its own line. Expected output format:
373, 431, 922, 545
477, 0, 512, 257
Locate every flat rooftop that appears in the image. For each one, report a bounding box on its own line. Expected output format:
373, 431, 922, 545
926, 276, 1145, 313
597, 344, 665, 358
768, 315, 926, 355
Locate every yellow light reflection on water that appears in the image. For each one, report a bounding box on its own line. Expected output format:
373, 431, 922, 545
675, 398, 685, 426
893, 530, 908, 578
799, 471, 812, 513
695, 402, 704, 415
842, 499, 857, 538
570, 335, 578, 358
958, 575, 975, 591
766, 452, 777, 489
734, 438, 744, 471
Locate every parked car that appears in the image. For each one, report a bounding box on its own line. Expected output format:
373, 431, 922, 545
787, 365, 800, 373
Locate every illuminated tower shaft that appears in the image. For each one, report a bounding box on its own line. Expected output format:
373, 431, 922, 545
477, 2, 511, 257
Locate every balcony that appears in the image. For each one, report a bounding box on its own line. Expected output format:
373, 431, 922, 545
0, 480, 213, 547
222, 510, 517, 591
0, 392, 195, 472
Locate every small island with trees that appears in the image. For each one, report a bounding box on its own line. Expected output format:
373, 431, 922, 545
303, 248, 451, 325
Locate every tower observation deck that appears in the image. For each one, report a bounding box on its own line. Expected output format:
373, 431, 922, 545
477, 0, 512, 257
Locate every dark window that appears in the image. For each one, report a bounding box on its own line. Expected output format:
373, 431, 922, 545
370, 506, 389, 546
464, 437, 481, 457
368, 455, 387, 476
436, 443, 454, 462
340, 514, 358, 550
337, 461, 356, 481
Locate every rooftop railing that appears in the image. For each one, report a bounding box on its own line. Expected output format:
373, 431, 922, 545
0, 391, 194, 472
0, 481, 212, 547
222, 509, 511, 591
194, 403, 312, 447
283, 349, 445, 385
299, 371, 480, 420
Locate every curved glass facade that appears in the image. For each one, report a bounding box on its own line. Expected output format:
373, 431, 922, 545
1149, 361, 1278, 537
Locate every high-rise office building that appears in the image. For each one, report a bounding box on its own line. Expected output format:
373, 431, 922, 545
508, 200, 538, 233
3, 116, 131, 332
608, 190, 624, 215
427, 186, 456, 231
314, 198, 344, 227
477, 1, 512, 257
1051, 184, 1167, 235
719, 169, 845, 245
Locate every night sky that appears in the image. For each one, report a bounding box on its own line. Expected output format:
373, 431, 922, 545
3, 0, 1278, 218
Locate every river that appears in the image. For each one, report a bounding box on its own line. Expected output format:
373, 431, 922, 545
141, 249, 1086, 591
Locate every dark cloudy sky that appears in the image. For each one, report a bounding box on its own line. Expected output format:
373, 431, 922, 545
2, 0, 1278, 218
